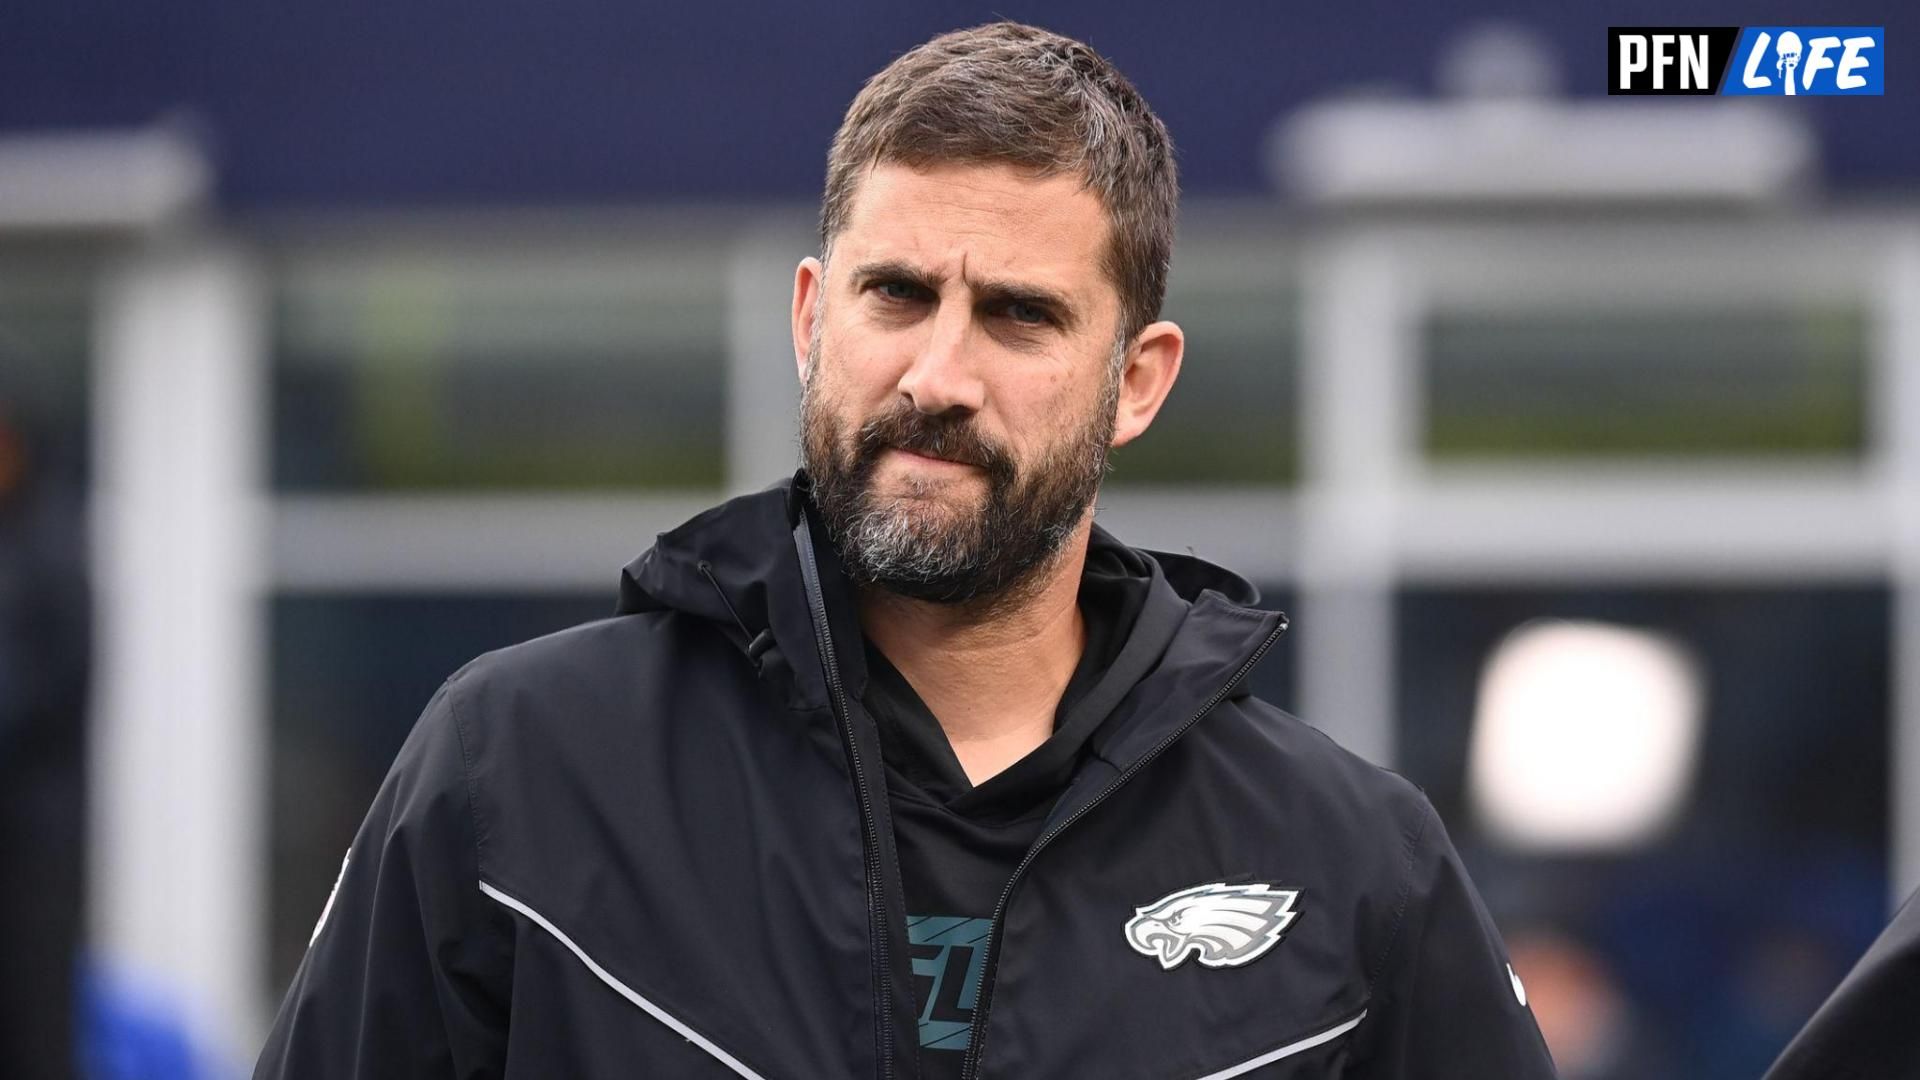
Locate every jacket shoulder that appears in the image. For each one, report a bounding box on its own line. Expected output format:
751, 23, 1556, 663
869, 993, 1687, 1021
1223, 692, 1434, 832
450, 610, 679, 695
435, 608, 749, 769
449, 605, 736, 703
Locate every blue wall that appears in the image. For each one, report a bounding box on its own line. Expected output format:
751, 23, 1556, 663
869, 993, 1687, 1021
1, 0, 1908, 208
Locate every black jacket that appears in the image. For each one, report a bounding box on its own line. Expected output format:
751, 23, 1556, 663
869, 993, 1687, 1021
1765, 888, 1920, 1079
257, 473, 1557, 1079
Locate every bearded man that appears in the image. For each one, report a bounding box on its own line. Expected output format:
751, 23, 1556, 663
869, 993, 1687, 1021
258, 21, 1558, 1079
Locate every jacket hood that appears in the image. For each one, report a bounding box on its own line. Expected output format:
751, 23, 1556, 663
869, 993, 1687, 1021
617, 471, 1281, 728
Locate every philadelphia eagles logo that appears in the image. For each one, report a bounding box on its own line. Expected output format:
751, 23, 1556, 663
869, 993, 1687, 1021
1124, 882, 1300, 970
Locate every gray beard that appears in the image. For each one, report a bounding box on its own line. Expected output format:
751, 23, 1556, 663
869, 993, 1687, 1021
799, 338, 1121, 610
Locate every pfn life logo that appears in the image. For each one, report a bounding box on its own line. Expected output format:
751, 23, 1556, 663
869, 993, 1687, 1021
1724, 28, 1882, 95
1609, 27, 1882, 95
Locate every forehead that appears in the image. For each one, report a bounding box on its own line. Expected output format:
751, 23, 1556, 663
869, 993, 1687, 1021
835, 162, 1114, 303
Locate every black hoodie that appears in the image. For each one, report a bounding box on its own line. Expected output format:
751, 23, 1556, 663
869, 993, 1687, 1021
861, 526, 1189, 1077
257, 472, 1557, 1079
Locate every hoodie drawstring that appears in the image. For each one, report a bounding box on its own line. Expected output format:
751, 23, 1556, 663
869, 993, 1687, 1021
697, 559, 776, 666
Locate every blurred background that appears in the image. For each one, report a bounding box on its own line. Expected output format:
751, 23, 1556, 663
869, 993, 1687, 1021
0, 2, 1913, 1077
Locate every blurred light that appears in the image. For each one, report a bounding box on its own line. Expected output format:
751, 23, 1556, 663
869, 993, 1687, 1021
1470, 619, 1703, 851
1506, 930, 1632, 1077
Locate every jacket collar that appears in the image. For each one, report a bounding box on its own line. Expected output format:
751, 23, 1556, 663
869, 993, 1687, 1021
617, 470, 1286, 758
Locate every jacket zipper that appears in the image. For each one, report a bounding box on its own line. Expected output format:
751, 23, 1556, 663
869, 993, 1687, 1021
793, 515, 899, 1080
960, 617, 1290, 1080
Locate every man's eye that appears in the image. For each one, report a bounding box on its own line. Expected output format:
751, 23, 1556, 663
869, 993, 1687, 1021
877, 281, 921, 302
1004, 302, 1050, 326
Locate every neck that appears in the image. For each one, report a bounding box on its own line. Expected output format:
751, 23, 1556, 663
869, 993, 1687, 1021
856, 516, 1092, 786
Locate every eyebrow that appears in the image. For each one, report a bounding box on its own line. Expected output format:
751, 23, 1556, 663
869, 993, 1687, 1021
848, 259, 1083, 332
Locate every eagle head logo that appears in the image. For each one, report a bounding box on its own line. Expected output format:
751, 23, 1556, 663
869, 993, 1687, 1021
1125, 882, 1300, 971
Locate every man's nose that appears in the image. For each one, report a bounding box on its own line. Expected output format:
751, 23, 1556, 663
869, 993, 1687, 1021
896, 305, 985, 415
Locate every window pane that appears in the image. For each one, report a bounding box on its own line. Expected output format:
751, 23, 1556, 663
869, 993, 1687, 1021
271, 244, 727, 491
1425, 306, 1868, 460
1108, 232, 1297, 486
0, 251, 93, 486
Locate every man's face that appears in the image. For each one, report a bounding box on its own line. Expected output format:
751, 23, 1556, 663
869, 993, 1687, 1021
799, 162, 1125, 606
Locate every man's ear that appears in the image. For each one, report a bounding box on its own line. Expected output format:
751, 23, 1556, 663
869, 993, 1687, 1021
792, 257, 825, 385
1110, 320, 1184, 449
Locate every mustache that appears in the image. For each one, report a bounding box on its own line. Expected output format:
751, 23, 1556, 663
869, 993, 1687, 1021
854, 404, 1015, 480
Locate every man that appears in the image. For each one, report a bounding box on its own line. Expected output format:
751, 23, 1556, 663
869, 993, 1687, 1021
258, 22, 1557, 1079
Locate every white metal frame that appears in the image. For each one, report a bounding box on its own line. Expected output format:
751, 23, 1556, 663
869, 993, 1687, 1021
92, 239, 268, 1070
1290, 217, 1920, 907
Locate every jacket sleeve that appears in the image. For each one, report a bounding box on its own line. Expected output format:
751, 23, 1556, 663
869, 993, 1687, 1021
1349, 795, 1559, 1079
255, 676, 512, 1079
